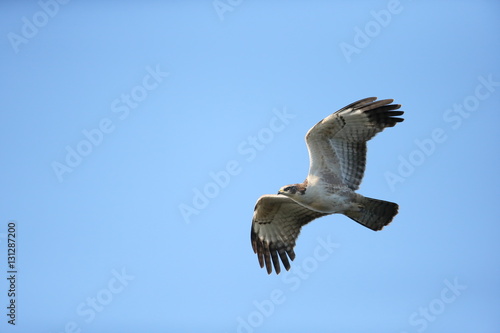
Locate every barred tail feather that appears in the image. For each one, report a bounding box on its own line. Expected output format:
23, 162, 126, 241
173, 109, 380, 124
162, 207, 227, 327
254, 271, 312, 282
345, 196, 399, 231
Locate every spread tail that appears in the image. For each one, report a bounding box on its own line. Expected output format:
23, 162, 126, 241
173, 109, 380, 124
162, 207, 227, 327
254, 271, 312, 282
345, 196, 399, 231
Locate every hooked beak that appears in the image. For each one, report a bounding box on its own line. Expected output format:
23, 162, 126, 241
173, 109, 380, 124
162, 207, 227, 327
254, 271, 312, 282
277, 190, 283, 195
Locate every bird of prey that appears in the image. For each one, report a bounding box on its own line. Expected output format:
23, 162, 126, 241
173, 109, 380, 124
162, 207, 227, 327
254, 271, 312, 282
251, 97, 404, 274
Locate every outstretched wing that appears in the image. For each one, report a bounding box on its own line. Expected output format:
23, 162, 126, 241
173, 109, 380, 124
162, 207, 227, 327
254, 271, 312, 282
305, 97, 404, 190
251, 194, 328, 274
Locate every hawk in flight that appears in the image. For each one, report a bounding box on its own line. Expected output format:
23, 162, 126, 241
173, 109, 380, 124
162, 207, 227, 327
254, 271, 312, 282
251, 97, 404, 274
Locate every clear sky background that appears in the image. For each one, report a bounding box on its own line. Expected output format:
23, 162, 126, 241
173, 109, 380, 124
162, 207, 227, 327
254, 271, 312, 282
1, 1, 499, 332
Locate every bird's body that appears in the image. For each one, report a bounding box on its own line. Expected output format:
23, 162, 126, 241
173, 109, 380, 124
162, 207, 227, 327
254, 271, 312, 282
292, 180, 356, 213
251, 97, 404, 274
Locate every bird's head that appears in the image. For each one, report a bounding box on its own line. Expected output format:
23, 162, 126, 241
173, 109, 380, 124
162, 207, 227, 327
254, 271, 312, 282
278, 185, 302, 197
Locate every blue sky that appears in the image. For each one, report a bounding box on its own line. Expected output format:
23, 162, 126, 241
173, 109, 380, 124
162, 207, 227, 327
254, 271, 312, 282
1, 1, 499, 332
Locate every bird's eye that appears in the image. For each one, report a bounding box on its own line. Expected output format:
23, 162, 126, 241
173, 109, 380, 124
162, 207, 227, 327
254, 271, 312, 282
284, 187, 291, 191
